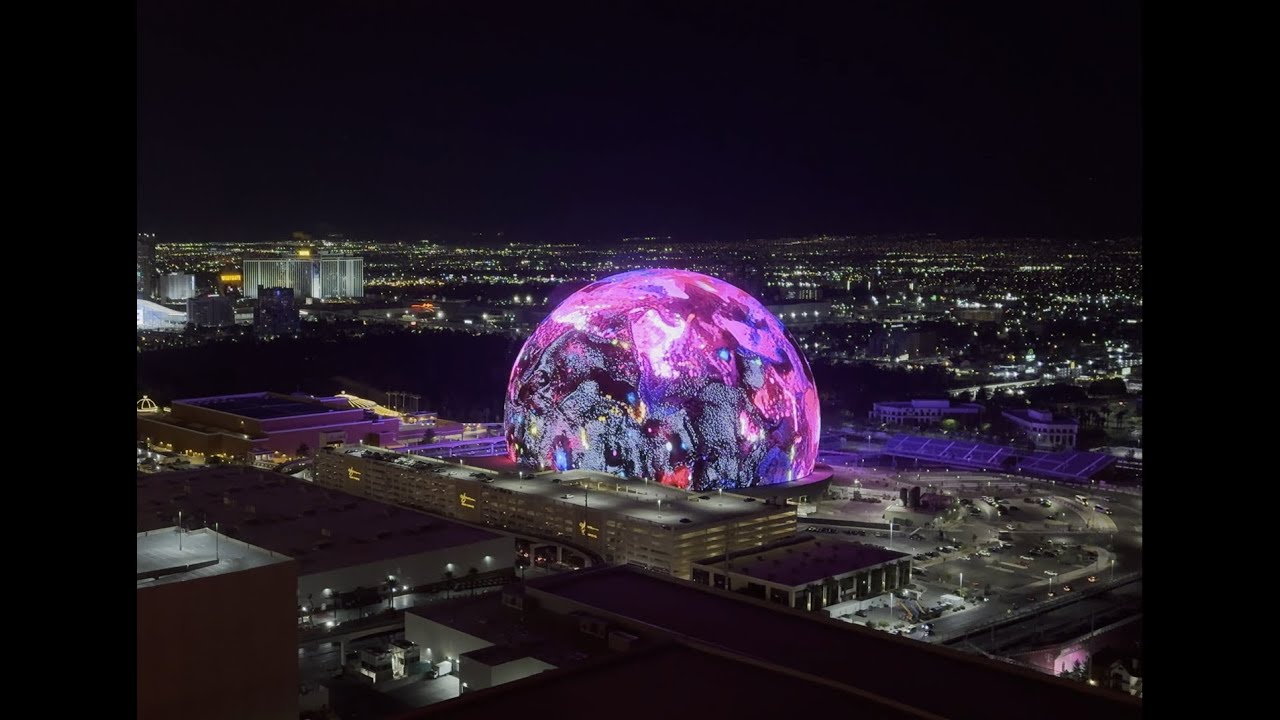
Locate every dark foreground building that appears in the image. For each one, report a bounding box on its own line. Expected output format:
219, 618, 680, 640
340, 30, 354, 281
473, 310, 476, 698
399, 565, 1141, 720
137, 528, 298, 720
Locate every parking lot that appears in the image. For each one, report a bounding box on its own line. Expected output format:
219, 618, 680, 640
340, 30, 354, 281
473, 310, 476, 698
801, 475, 1137, 640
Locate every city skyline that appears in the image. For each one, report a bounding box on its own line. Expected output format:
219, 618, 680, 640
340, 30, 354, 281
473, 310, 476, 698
138, 2, 1141, 244
137, 5, 1142, 717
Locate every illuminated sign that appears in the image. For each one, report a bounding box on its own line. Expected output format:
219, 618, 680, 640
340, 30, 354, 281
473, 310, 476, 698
459, 492, 476, 509
219, 273, 242, 283
348, 468, 361, 482
578, 520, 599, 539
298, 249, 312, 257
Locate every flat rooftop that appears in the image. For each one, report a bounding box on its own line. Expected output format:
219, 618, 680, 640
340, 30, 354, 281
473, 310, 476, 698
137, 527, 290, 588
408, 592, 608, 669
177, 392, 340, 419
334, 446, 792, 529
697, 535, 908, 587
522, 566, 1142, 720
137, 467, 504, 576
406, 642, 935, 720
1003, 408, 1078, 426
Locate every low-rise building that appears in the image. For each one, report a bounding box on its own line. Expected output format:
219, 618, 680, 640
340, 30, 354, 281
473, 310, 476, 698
137, 391, 401, 463
316, 445, 798, 579
1003, 409, 1079, 450
690, 534, 911, 612
870, 399, 984, 427
136, 466, 513, 611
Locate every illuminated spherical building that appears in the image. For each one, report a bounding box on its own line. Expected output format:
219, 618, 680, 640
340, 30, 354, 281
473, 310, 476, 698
504, 269, 820, 491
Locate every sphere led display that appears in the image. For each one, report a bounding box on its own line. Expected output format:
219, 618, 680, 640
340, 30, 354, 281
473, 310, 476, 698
504, 269, 820, 491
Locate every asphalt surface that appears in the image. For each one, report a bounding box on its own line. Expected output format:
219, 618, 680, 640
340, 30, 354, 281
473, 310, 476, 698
801, 470, 1142, 646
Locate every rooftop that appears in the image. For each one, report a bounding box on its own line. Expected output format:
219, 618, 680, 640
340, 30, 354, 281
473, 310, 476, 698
333, 446, 794, 529
137, 527, 291, 588
883, 434, 1115, 481
408, 591, 608, 669
522, 566, 1142, 720
405, 642, 936, 720
137, 467, 503, 576
1003, 408, 1079, 427
696, 534, 908, 587
875, 400, 983, 410
177, 392, 340, 420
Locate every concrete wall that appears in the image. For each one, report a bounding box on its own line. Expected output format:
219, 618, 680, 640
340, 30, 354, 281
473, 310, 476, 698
297, 535, 513, 602
457, 654, 557, 693
492, 657, 558, 688
404, 613, 492, 668
138, 559, 298, 720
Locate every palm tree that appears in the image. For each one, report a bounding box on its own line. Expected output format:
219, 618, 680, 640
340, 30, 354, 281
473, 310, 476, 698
442, 570, 454, 599
467, 566, 479, 596
296, 442, 310, 458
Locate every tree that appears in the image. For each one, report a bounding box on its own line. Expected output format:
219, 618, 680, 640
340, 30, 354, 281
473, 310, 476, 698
296, 443, 310, 457
467, 566, 480, 595
1059, 660, 1089, 682
442, 570, 454, 599
940, 418, 959, 433
422, 428, 436, 444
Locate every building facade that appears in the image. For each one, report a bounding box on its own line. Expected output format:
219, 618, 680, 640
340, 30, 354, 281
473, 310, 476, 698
317, 255, 364, 298
137, 297, 187, 330
187, 295, 236, 327
690, 535, 911, 612
1002, 409, 1079, 450
255, 286, 300, 335
870, 399, 983, 427
137, 392, 401, 463
243, 254, 364, 299
137, 528, 298, 720
137, 234, 156, 298
243, 257, 316, 300
315, 446, 798, 579
159, 273, 197, 301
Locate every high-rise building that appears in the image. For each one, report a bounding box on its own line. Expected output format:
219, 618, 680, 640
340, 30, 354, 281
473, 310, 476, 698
186, 295, 235, 327
242, 252, 364, 299
243, 256, 315, 300
159, 273, 196, 301
317, 255, 364, 298
137, 233, 156, 298
254, 287, 300, 335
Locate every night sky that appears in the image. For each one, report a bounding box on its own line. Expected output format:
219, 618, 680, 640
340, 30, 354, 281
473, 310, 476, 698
137, 2, 1141, 244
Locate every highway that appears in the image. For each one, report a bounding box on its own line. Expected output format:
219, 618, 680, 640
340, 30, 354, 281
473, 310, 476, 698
946, 379, 1046, 397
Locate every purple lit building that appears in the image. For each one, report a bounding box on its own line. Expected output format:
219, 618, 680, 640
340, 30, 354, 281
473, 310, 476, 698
137, 391, 400, 463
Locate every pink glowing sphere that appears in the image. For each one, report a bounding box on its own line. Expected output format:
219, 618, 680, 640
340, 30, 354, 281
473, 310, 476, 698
504, 269, 820, 490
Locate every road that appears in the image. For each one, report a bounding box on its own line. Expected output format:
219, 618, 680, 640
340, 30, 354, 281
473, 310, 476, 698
800, 474, 1142, 646
955, 581, 1142, 655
